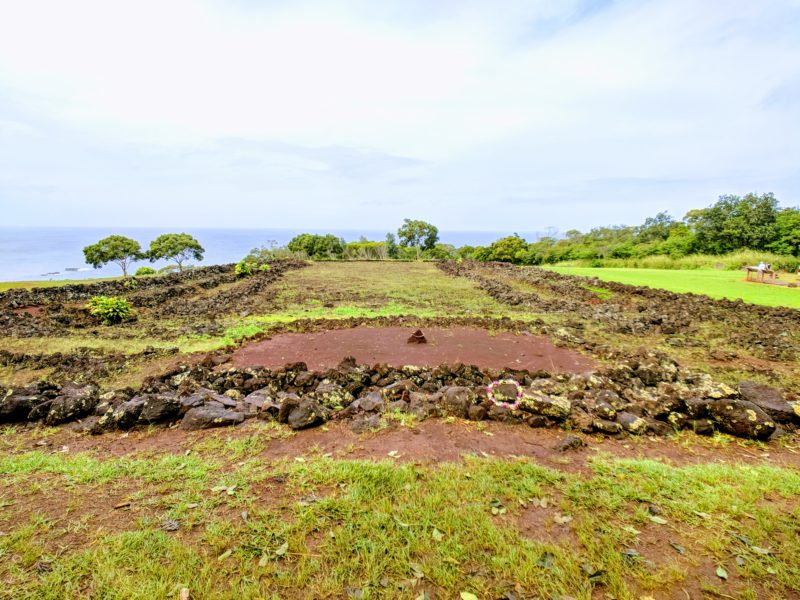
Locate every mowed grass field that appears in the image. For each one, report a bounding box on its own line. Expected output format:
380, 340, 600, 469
546, 267, 800, 309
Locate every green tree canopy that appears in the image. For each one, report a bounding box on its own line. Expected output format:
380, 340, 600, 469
769, 208, 800, 257
686, 193, 779, 254
397, 219, 439, 259
488, 234, 528, 262
148, 233, 205, 271
83, 235, 142, 277
287, 233, 345, 259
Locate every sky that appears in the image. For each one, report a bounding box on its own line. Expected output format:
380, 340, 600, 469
0, 0, 799, 232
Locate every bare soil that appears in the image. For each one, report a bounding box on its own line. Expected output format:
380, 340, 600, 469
232, 326, 596, 372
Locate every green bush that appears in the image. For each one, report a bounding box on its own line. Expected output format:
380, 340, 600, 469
135, 266, 157, 276
87, 296, 133, 325
258, 263, 271, 272
234, 260, 252, 277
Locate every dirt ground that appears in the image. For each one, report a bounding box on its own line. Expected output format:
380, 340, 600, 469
232, 326, 597, 372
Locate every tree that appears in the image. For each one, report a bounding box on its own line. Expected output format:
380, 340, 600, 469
385, 233, 400, 259
488, 235, 528, 262
769, 208, 800, 256
83, 235, 142, 277
148, 233, 205, 272
287, 233, 345, 259
397, 219, 439, 259
686, 193, 779, 254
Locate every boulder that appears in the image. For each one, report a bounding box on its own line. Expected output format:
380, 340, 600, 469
440, 386, 476, 418
241, 388, 280, 418
408, 392, 441, 419
313, 382, 353, 410
112, 397, 147, 429
518, 391, 571, 421
352, 391, 385, 413
593, 400, 616, 420
0, 394, 42, 423
287, 398, 330, 430
738, 381, 800, 424
593, 419, 622, 434
708, 399, 776, 440
688, 419, 715, 436
277, 392, 301, 423
554, 434, 585, 452
616, 411, 648, 435
138, 394, 181, 423
489, 381, 520, 404
180, 405, 245, 431
349, 414, 382, 433
44, 385, 98, 425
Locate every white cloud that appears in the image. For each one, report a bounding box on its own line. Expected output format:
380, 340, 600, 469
0, 0, 798, 230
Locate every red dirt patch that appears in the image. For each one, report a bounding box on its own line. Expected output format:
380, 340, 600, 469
11, 306, 44, 317
232, 326, 596, 372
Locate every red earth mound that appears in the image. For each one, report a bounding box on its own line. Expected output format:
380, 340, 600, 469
232, 326, 596, 372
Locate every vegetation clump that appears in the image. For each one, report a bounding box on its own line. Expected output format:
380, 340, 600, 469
83, 235, 143, 277
147, 233, 205, 271
87, 295, 133, 324
234, 260, 253, 277
134, 266, 157, 276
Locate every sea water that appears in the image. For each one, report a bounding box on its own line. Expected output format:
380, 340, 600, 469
0, 227, 545, 282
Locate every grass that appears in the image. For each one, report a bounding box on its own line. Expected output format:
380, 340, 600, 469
272, 262, 524, 318
0, 277, 117, 292
546, 267, 800, 308
0, 436, 798, 599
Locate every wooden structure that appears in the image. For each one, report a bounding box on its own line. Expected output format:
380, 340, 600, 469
744, 266, 775, 282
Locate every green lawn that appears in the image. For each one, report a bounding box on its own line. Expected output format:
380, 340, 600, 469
546, 267, 800, 309
0, 277, 116, 292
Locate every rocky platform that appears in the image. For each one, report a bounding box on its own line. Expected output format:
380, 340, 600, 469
2, 349, 797, 441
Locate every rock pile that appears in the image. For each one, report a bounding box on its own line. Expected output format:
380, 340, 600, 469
2, 350, 796, 440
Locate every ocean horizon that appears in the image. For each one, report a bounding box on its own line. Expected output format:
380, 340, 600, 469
0, 226, 550, 282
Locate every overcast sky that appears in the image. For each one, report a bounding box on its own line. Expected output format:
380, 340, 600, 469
1, 0, 798, 232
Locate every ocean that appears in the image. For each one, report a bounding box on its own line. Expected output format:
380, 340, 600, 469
0, 227, 543, 282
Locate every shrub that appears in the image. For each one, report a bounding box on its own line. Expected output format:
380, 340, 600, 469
135, 266, 157, 276
87, 296, 133, 325
258, 263, 271, 272
234, 260, 252, 277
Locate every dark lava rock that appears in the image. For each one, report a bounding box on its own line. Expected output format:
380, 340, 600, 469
408, 392, 441, 419
138, 394, 181, 423
554, 434, 586, 452
44, 385, 98, 425
242, 388, 280, 418
467, 404, 487, 421
353, 391, 385, 413
593, 419, 622, 434
277, 392, 301, 423
519, 391, 571, 420
593, 400, 617, 420
407, 329, 427, 344
616, 411, 648, 435
112, 397, 147, 429
738, 381, 800, 424
708, 399, 776, 440
440, 386, 476, 418
348, 413, 381, 433
489, 381, 520, 404
180, 405, 245, 431
688, 419, 715, 436
287, 398, 330, 430
525, 414, 550, 428
0, 393, 42, 423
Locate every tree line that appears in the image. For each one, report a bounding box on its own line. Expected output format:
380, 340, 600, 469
467, 192, 798, 265
83, 233, 205, 276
